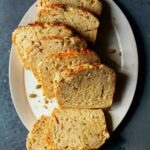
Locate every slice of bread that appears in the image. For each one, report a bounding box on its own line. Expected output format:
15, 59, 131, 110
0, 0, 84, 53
38, 49, 100, 99
12, 22, 74, 69
26, 116, 51, 150
55, 64, 116, 109
27, 36, 87, 81
37, 4, 99, 43
38, 0, 102, 15
47, 108, 109, 149
26, 108, 109, 150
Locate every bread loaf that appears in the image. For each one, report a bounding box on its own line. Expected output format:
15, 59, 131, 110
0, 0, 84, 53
37, 5, 99, 43
55, 64, 116, 109
38, 49, 100, 99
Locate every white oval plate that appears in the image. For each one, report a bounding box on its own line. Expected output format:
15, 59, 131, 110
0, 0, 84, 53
9, 0, 138, 131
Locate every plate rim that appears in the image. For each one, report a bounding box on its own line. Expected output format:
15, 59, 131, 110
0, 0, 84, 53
108, 0, 139, 129
9, 2, 37, 130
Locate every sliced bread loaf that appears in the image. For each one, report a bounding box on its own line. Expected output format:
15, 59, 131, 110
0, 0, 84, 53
38, 49, 100, 99
27, 36, 87, 81
37, 5, 99, 43
12, 22, 74, 69
55, 64, 116, 109
38, 0, 102, 15
26, 108, 109, 150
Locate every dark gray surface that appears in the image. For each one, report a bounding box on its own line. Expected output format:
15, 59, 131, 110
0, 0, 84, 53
0, 0, 150, 149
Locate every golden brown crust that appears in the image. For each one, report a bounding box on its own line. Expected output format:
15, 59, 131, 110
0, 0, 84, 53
46, 108, 59, 150
64, 64, 116, 77
16, 22, 73, 31
48, 3, 64, 9
39, 0, 45, 7
48, 49, 96, 59
65, 63, 101, 77
28, 22, 45, 28
12, 34, 16, 44
12, 37, 31, 69
55, 90, 61, 107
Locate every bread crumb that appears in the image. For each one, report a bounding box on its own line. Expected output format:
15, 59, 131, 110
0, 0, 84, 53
44, 97, 49, 104
44, 97, 54, 104
43, 105, 48, 109
36, 84, 42, 89
29, 93, 37, 98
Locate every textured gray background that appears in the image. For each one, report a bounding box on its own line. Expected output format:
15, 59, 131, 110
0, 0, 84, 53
0, 0, 150, 149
